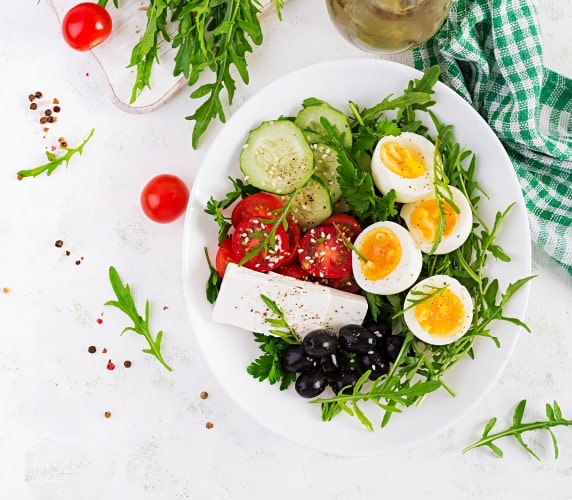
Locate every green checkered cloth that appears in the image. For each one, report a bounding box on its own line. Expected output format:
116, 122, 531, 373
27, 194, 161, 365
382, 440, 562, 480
413, 0, 572, 275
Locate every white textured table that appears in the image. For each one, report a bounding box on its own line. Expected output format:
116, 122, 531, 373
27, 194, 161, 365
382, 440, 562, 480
1, 1, 571, 499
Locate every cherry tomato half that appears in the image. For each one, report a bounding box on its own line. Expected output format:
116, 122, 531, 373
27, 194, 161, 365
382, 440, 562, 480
232, 217, 290, 272
321, 213, 362, 242
231, 192, 284, 228
298, 226, 352, 279
315, 268, 361, 293
279, 218, 302, 267
274, 264, 312, 281
140, 174, 190, 223
215, 238, 239, 278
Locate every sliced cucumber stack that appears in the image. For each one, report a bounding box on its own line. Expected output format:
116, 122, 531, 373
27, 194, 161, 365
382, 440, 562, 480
240, 120, 314, 194
295, 104, 353, 148
311, 142, 343, 203
288, 176, 333, 231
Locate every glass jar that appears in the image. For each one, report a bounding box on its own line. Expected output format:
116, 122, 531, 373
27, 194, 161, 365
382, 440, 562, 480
326, 0, 452, 54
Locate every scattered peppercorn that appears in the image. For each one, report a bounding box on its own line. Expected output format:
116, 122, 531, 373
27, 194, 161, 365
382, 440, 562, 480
55, 239, 64, 248
47, 116, 55, 123
88, 345, 97, 354
30, 102, 38, 110
44, 109, 52, 117
28, 94, 35, 102
104, 411, 112, 418
123, 360, 132, 368
53, 105, 61, 113
35, 91, 42, 98
58, 137, 68, 148
206, 422, 214, 429
65, 250, 71, 256
75, 260, 81, 265
200, 391, 209, 400
40, 116, 48, 124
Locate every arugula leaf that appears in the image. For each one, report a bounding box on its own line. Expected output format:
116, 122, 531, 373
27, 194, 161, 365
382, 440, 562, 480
127, 1, 283, 148
463, 400, 572, 460
105, 266, 172, 371
17, 129, 95, 178
205, 176, 260, 243
204, 247, 222, 304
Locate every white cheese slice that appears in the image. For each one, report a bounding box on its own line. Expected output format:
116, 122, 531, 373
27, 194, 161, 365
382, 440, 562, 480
212, 263, 368, 338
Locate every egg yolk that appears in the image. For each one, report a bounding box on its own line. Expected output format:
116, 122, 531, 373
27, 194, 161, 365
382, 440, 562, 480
414, 287, 466, 338
358, 227, 402, 281
410, 199, 458, 243
380, 141, 426, 178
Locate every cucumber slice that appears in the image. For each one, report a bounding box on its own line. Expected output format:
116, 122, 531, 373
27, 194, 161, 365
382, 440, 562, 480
311, 143, 343, 203
240, 120, 314, 194
289, 176, 333, 231
295, 104, 353, 148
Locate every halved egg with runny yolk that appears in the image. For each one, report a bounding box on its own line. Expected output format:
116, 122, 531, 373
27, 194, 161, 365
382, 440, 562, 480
400, 185, 473, 254
403, 275, 474, 346
371, 132, 436, 203
351, 221, 422, 295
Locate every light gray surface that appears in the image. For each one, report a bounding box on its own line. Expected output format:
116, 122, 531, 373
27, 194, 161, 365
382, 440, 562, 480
1, 1, 571, 498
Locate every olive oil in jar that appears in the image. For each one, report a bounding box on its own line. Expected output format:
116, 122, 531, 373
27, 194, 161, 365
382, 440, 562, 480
326, 0, 452, 54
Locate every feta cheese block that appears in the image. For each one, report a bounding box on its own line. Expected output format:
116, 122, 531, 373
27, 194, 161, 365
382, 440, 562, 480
212, 263, 368, 338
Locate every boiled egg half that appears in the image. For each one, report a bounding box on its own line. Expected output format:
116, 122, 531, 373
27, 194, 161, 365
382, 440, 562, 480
371, 132, 436, 203
400, 185, 473, 254
351, 221, 422, 295
403, 275, 474, 346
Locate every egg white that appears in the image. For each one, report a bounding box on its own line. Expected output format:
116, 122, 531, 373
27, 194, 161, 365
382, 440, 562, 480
351, 221, 422, 295
403, 275, 474, 346
371, 132, 436, 203
400, 185, 473, 254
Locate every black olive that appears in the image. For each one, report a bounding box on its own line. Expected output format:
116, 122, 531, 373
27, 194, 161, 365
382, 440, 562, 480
302, 329, 338, 357
295, 370, 328, 398
317, 352, 339, 374
281, 345, 316, 373
379, 335, 405, 363
362, 319, 392, 338
358, 351, 390, 380
331, 369, 360, 394
338, 324, 377, 354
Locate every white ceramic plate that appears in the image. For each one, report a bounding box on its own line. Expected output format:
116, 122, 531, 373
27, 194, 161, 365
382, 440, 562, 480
182, 59, 531, 456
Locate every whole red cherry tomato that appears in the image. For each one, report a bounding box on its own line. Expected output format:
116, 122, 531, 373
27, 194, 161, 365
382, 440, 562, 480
140, 174, 190, 224
62, 3, 113, 51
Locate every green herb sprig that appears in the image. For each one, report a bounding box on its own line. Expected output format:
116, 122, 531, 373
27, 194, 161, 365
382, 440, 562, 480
246, 332, 296, 390
17, 129, 95, 178
105, 266, 172, 372
246, 294, 299, 390
463, 400, 572, 460
127, 1, 284, 148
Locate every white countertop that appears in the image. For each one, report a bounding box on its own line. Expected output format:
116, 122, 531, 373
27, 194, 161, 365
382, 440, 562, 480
1, 1, 572, 499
